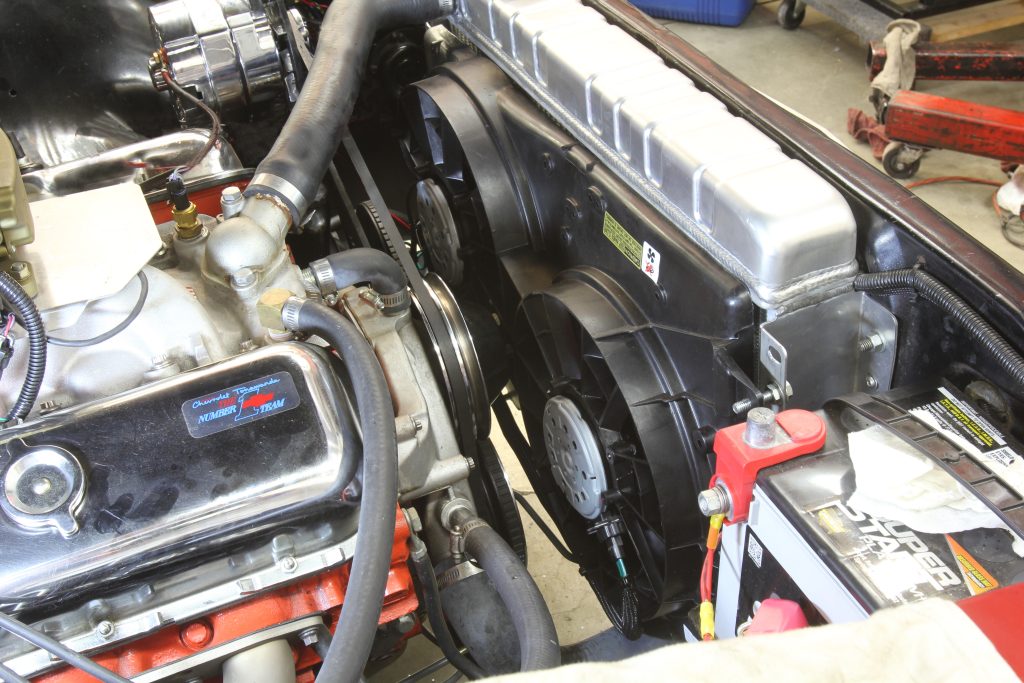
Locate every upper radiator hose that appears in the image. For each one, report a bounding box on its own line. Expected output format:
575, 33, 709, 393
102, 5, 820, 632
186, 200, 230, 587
854, 268, 1024, 389
247, 0, 453, 221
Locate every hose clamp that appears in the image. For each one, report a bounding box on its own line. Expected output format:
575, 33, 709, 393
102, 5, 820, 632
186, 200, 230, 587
379, 288, 411, 316
247, 172, 306, 224
299, 268, 320, 297
436, 560, 484, 591
281, 297, 305, 331
308, 257, 336, 295
458, 518, 490, 537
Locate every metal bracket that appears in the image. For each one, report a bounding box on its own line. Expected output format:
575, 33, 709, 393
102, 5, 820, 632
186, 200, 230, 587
759, 328, 790, 410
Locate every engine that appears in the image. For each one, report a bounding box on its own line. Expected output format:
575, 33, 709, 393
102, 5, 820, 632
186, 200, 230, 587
1, 0, 1024, 680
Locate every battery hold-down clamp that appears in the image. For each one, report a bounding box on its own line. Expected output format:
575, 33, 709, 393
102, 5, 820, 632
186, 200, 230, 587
699, 407, 827, 525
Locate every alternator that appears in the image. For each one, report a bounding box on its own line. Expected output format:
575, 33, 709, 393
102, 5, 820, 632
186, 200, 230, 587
149, 0, 297, 121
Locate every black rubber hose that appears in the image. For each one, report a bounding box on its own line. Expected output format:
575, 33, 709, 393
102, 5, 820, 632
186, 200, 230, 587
48, 271, 148, 348
453, 512, 560, 672
0, 272, 45, 422
408, 535, 487, 680
318, 248, 407, 296
854, 268, 1024, 389
249, 0, 450, 219
286, 300, 398, 683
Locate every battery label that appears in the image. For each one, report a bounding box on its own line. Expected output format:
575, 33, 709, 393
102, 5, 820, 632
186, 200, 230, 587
911, 386, 1024, 498
181, 371, 300, 438
811, 500, 965, 605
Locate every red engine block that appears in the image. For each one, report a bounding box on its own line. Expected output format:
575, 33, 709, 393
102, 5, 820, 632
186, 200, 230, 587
39, 509, 418, 682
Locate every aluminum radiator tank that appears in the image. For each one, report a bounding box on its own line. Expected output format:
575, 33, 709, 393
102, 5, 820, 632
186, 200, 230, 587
452, 0, 857, 309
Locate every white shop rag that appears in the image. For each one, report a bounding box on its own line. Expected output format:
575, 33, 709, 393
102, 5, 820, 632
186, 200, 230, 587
846, 423, 1024, 556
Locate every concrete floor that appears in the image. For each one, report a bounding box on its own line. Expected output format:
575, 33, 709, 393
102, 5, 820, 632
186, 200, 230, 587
376, 4, 1024, 680
667, 1, 1024, 272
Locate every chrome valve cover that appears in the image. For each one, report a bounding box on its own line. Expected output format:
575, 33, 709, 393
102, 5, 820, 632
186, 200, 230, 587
0, 343, 357, 610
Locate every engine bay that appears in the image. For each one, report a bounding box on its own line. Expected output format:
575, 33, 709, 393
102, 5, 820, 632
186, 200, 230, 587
2, 0, 1024, 681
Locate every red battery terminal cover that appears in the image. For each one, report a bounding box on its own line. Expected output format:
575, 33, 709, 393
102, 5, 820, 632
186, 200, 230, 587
744, 598, 809, 635
712, 409, 826, 524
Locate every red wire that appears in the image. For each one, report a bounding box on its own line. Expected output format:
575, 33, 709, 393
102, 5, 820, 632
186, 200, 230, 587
904, 175, 1010, 224
391, 212, 412, 231
699, 476, 718, 603
700, 548, 713, 602
905, 175, 1003, 190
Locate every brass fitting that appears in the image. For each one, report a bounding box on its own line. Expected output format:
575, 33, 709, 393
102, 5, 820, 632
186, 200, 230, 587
257, 288, 294, 331
172, 201, 203, 240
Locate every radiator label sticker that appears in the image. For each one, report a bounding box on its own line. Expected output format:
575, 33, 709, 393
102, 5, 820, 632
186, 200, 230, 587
642, 241, 661, 283
602, 212, 660, 284
182, 371, 300, 438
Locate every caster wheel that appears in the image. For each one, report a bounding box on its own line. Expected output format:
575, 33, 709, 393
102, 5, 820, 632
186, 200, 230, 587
777, 1, 806, 30
882, 142, 922, 180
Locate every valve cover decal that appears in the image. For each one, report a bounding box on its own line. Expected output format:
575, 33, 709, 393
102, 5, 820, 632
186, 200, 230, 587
181, 371, 301, 438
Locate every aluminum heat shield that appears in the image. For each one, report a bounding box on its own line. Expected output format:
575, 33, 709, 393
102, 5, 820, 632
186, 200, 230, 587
0, 343, 356, 610
452, 0, 858, 309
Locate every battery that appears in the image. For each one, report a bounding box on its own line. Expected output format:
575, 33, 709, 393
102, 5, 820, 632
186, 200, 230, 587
714, 383, 1024, 637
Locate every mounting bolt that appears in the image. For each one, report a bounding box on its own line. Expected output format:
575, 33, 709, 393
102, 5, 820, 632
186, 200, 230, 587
220, 186, 244, 219
396, 615, 416, 634
697, 484, 730, 517
299, 627, 320, 647
865, 375, 879, 390
359, 287, 384, 310
541, 153, 555, 175
858, 333, 885, 352
403, 507, 423, 534
279, 556, 297, 573
96, 621, 115, 639
744, 407, 777, 449
230, 267, 257, 289
181, 621, 213, 650
563, 197, 582, 222
731, 382, 792, 415
10, 261, 31, 282
38, 400, 59, 415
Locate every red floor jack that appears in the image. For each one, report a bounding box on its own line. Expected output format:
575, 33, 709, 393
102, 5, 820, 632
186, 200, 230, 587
869, 41, 1024, 181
